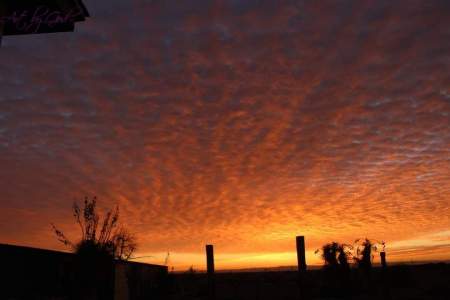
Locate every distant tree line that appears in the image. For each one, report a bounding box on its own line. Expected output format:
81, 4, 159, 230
316, 238, 385, 272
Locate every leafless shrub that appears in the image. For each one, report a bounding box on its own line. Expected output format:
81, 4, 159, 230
52, 196, 137, 260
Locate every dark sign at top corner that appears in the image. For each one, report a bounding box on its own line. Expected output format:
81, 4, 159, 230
0, 0, 89, 39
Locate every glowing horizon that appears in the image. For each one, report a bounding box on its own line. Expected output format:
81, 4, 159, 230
131, 230, 450, 271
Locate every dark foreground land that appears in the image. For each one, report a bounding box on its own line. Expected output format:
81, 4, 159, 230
164, 263, 450, 300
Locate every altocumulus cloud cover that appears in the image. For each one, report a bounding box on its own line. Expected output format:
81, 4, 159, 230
0, 0, 449, 269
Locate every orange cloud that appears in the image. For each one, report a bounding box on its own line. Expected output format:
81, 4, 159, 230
0, 0, 449, 269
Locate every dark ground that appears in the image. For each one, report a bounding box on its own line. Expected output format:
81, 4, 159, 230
163, 263, 450, 300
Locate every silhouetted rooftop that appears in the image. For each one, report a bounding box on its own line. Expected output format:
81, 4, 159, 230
0, 0, 89, 36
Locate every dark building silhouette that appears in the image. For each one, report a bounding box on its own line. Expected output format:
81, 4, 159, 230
0, 0, 89, 44
0, 243, 167, 300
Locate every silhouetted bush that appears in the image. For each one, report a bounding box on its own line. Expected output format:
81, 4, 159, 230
316, 242, 352, 271
52, 196, 137, 260
52, 196, 138, 299
353, 238, 377, 272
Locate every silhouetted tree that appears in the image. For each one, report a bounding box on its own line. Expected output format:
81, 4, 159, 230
337, 243, 352, 270
52, 196, 137, 260
316, 242, 353, 297
353, 238, 377, 271
316, 242, 352, 270
317, 242, 339, 268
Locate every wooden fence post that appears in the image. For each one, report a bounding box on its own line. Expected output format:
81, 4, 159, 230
296, 236, 307, 299
380, 251, 389, 298
206, 244, 215, 299
380, 251, 387, 269
296, 236, 306, 271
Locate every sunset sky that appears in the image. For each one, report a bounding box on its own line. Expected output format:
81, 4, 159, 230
0, 0, 449, 270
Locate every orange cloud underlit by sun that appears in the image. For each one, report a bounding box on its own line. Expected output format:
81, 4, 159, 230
0, 0, 449, 270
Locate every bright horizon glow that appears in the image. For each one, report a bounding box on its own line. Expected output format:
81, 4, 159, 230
132, 231, 450, 271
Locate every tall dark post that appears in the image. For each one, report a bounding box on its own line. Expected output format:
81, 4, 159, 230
296, 236, 307, 299
206, 244, 215, 299
379, 251, 389, 298
296, 236, 306, 272
380, 251, 387, 269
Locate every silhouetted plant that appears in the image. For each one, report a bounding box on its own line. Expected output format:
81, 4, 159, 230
337, 243, 352, 270
164, 252, 170, 266
316, 242, 338, 268
380, 240, 386, 252
315, 242, 352, 270
51, 196, 137, 260
353, 238, 377, 271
